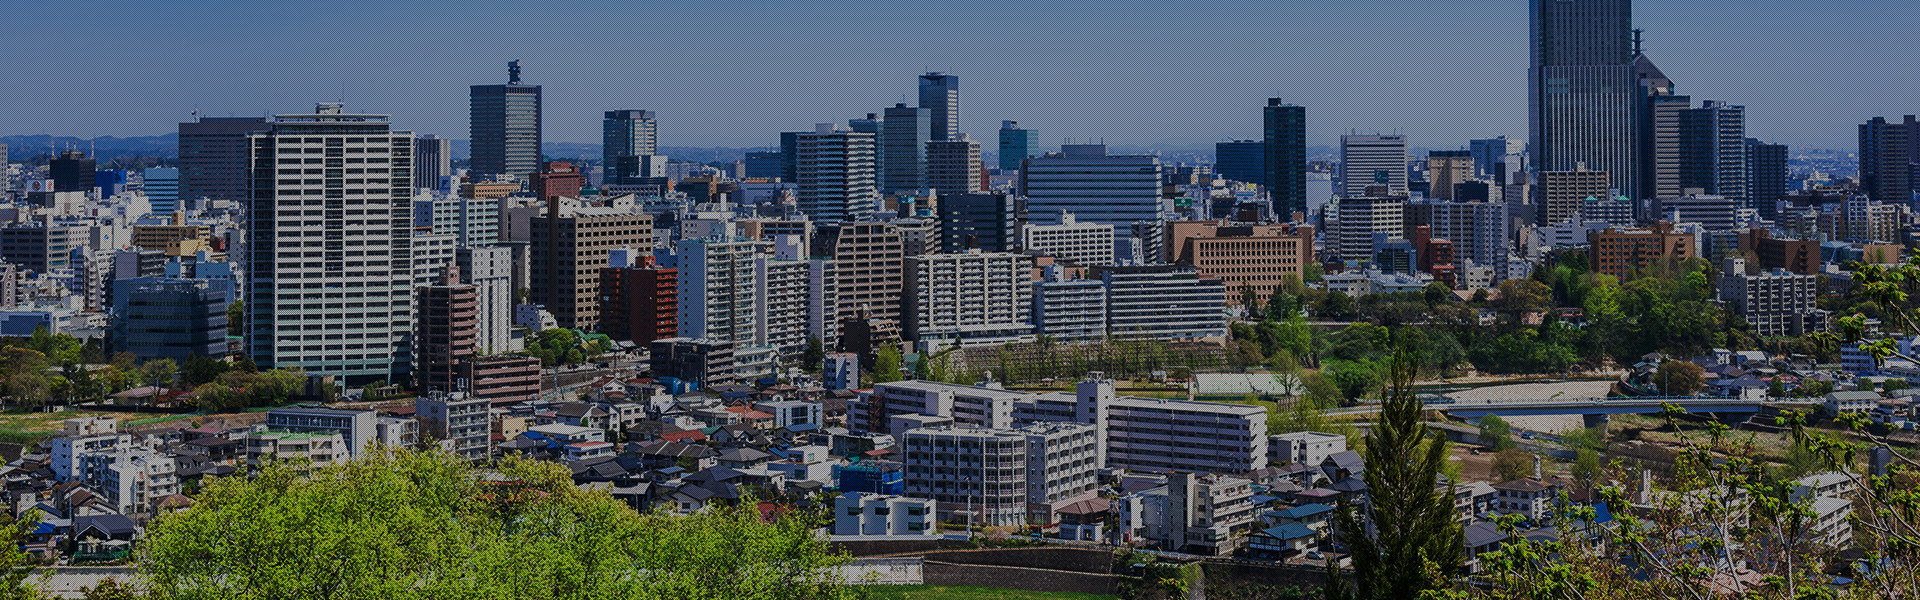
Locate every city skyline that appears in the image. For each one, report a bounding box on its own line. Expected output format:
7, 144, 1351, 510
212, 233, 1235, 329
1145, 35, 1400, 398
3, 0, 1914, 151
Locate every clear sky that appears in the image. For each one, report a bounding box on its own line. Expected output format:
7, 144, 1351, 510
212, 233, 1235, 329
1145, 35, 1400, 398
2, 0, 1913, 151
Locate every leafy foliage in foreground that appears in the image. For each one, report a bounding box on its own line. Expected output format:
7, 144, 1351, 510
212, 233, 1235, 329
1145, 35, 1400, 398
136, 448, 854, 600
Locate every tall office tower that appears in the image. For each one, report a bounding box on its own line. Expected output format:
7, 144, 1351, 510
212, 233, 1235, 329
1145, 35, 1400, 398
1469, 136, 1524, 180
938, 193, 1016, 252
455, 246, 512, 354
1745, 139, 1788, 217
676, 236, 759, 344
918, 72, 960, 142
881, 103, 931, 194
141, 167, 180, 215
826, 222, 905, 341
744, 151, 784, 179
469, 60, 542, 180
1537, 168, 1611, 226
1214, 140, 1265, 184
48, 151, 94, 193
1635, 53, 1688, 205
603, 109, 658, 185
413, 135, 451, 191
1427, 150, 1474, 201
1339, 134, 1408, 197
1530, 0, 1639, 201
925, 135, 982, 194
244, 103, 415, 386
415, 266, 479, 395
1263, 98, 1308, 217
1023, 144, 1161, 258
1859, 115, 1918, 204
779, 131, 801, 182
904, 252, 1035, 350
848, 113, 885, 194
999, 120, 1039, 171
1679, 100, 1748, 204
528, 203, 653, 331
796, 124, 878, 224
179, 116, 270, 201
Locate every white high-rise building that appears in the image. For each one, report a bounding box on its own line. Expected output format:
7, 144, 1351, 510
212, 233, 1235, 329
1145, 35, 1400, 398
1021, 212, 1116, 266
904, 251, 1035, 351
676, 234, 758, 344
1023, 145, 1162, 258
1340, 134, 1408, 197
245, 103, 415, 385
755, 235, 813, 362
796, 123, 878, 224
457, 246, 513, 354
414, 195, 500, 247
1324, 196, 1407, 263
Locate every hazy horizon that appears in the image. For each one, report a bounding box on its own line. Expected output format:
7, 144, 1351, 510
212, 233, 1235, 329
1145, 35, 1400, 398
3, 0, 1913, 151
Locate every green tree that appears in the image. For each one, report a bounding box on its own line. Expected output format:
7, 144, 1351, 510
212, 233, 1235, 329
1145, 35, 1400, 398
179, 356, 231, 387
226, 300, 244, 332
1491, 448, 1533, 482
1327, 342, 1463, 600
0, 511, 43, 599
1317, 291, 1357, 321
801, 336, 826, 373
1655, 361, 1705, 396
1477, 415, 1514, 451
1571, 448, 1602, 485
141, 359, 178, 390
871, 344, 903, 384
138, 448, 857, 599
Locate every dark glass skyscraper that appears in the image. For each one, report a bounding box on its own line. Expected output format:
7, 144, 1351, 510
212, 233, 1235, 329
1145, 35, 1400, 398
1214, 140, 1265, 184
1679, 100, 1747, 203
1262, 98, 1307, 219
603, 109, 657, 185
1860, 115, 1918, 205
881, 103, 930, 194
47, 151, 94, 193
918, 72, 960, 142
998, 120, 1039, 171
1530, 0, 1639, 200
178, 116, 270, 201
469, 60, 543, 180
1745, 138, 1787, 218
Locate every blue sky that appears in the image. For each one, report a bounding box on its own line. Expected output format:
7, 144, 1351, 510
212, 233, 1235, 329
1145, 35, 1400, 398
2, 0, 1913, 150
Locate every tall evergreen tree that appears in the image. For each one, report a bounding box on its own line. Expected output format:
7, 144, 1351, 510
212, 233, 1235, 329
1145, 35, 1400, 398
1327, 342, 1464, 599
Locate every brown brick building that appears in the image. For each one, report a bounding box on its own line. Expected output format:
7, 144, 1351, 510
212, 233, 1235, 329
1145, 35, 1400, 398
1589, 222, 1694, 279
1166, 220, 1313, 306
601, 256, 678, 346
529, 203, 654, 331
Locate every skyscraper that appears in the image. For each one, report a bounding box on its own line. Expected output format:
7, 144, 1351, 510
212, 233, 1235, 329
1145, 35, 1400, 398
881, 103, 930, 194
925, 135, 982, 195
1427, 150, 1474, 201
1469, 136, 1524, 181
796, 123, 878, 224
848, 113, 885, 193
48, 151, 94, 193
1339, 134, 1407, 197
178, 116, 270, 201
1263, 98, 1308, 218
998, 120, 1039, 171
1530, 0, 1639, 200
1635, 52, 1687, 208
142, 167, 180, 215
603, 109, 658, 185
1745, 139, 1787, 217
1679, 100, 1747, 203
918, 72, 960, 142
244, 103, 415, 385
1214, 140, 1264, 184
469, 60, 542, 180
413, 135, 451, 191
1859, 115, 1918, 205
1023, 145, 1161, 260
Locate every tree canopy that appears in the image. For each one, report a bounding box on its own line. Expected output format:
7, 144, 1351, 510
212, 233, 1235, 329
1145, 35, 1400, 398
137, 448, 855, 600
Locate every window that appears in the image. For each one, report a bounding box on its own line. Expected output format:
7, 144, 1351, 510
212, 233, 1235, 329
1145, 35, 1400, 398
846, 506, 860, 516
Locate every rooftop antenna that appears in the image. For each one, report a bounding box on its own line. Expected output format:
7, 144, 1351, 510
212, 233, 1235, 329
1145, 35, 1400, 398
1632, 28, 1645, 55
508, 60, 523, 85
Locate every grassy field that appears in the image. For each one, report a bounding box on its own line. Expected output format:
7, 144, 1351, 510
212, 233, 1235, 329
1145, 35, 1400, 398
857, 585, 1115, 600
0, 408, 186, 443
